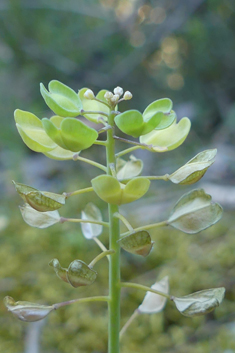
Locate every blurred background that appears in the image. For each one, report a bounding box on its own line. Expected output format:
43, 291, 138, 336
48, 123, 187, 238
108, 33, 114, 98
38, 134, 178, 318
0, 0, 235, 352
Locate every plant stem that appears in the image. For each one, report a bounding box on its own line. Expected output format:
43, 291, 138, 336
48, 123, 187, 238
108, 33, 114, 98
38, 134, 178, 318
119, 310, 139, 339
94, 237, 108, 252
106, 112, 121, 353
121, 220, 168, 237
89, 250, 115, 268
115, 146, 141, 158
114, 212, 133, 231
73, 154, 107, 171
64, 186, 94, 198
60, 217, 109, 227
80, 109, 109, 118
146, 174, 170, 181
120, 282, 171, 300
53, 296, 110, 310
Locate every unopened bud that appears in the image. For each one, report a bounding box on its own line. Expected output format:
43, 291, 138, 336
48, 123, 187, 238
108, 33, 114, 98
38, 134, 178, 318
84, 89, 95, 99
104, 91, 113, 100
111, 94, 120, 103
113, 86, 123, 97
124, 91, 133, 100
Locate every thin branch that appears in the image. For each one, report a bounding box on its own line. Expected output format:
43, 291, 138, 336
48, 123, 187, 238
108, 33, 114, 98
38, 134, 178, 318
53, 296, 110, 310
73, 154, 107, 171
120, 282, 171, 300
119, 310, 139, 339
121, 221, 168, 237
60, 217, 109, 228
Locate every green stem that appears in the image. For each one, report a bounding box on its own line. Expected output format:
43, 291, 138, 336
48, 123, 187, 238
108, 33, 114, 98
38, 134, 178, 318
106, 112, 121, 353
120, 282, 171, 300
93, 97, 111, 109
73, 154, 107, 171
53, 296, 110, 310
115, 146, 141, 158
60, 217, 109, 228
94, 140, 107, 146
121, 220, 167, 237
89, 250, 115, 268
64, 186, 94, 198
81, 109, 109, 118
114, 135, 151, 148
114, 212, 133, 231
146, 174, 170, 181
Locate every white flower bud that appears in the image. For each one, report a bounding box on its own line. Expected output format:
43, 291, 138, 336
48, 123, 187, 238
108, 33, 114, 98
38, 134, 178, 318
111, 94, 120, 103
104, 91, 113, 100
123, 91, 133, 100
113, 86, 123, 97
84, 89, 95, 99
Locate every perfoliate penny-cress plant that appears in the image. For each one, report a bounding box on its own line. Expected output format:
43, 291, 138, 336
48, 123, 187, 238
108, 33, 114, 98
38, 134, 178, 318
5, 80, 224, 353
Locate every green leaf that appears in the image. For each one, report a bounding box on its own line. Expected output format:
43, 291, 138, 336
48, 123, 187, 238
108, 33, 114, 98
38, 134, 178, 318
79, 88, 110, 123
20, 204, 60, 228
116, 155, 143, 180
114, 110, 144, 137
43, 146, 75, 160
143, 98, 173, 121
118, 231, 154, 256
40, 80, 82, 117
67, 260, 97, 287
168, 189, 223, 233
14, 109, 57, 152
138, 276, 169, 314
81, 203, 103, 239
13, 181, 65, 212
91, 175, 150, 205
42, 117, 98, 152
49, 258, 69, 283
140, 118, 191, 152
173, 287, 225, 317
4, 296, 54, 322
169, 149, 217, 185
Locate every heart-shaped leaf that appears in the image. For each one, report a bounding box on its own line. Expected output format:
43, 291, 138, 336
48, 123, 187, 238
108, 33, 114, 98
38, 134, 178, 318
91, 175, 150, 205
168, 189, 223, 233
13, 181, 65, 212
42, 117, 98, 152
40, 80, 82, 117
138, 276, 169, 314
118, 230, 154, 256
116, 155, 143, 180
169, 149, 217, 185
67, 260, 97, 287
20, 204, 60, 228
4, 296, 54, 322
173, 287, 225, 317
140, 118, 191, 152
14, 109, 57, 153
49, 258, 69, 283
81, 203, 103, 239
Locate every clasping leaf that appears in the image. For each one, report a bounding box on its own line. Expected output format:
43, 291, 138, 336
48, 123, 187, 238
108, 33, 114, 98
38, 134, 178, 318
91, 175, 150, 205
169, 149, 217, 185
168, 189, 223, 233
13, 181, 65, 212
4, 296, 54, 322
40, 80, 82, 117
118, 231, 154, 256
81, 203, 103, 239
20, 204, 61, 228
138, 276, 169, 314
173, 287, 225, 317
140, 118, 191, 152
42, 116, 98, 152
116, 155, 143, 180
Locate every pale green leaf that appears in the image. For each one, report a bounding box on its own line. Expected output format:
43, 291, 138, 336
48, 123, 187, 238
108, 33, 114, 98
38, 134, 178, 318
20, 204, 60, 228
118, 230, 154, 256
116, 155, 143, 180
173, 287, 225, 317
81, 203, 103, 239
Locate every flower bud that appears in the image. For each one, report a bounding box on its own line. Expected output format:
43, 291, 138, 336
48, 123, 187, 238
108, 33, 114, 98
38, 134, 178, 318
123, 91, 133, 100
104, 91, 113, 100
84, 89, 95, 99
113, 86, 123, 97
111, 94, 120, 103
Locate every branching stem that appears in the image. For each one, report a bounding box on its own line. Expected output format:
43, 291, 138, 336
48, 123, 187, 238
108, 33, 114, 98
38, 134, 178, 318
115, 146, 141, 158
119, 310, 139, 339
60, 217, 109, 228
121, 220, 168, 237
80, 109, 109, 118
53, 296, 110, 310
64, 187, 94, 198
89, 250, 115, 268
114, 212, 133, 231
73, 154, 107, 171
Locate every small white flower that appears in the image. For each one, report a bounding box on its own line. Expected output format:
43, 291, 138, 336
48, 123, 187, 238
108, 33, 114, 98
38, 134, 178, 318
84, 89, 95, 99
113, 86, 123, 97
123, 91, 133, 100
